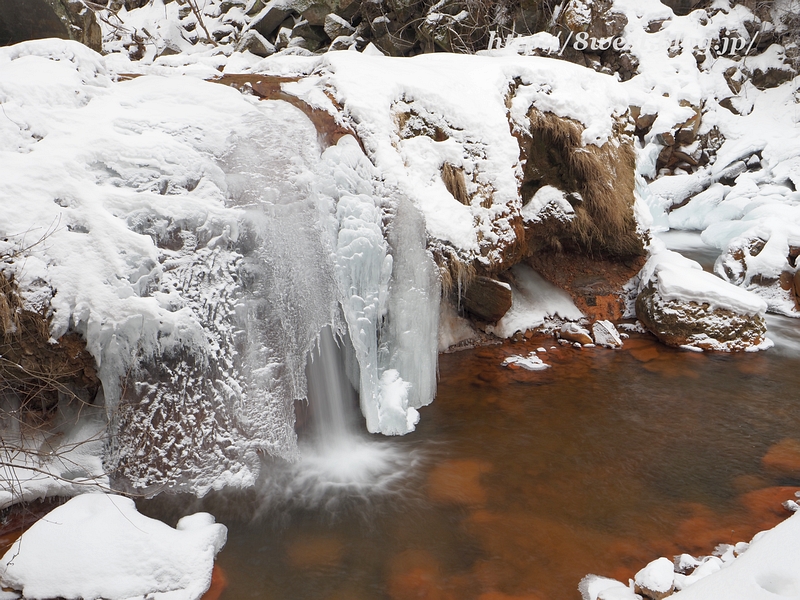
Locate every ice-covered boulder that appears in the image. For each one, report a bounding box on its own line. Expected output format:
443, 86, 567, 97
0, 493, 226, 600
635, 248, 769, 351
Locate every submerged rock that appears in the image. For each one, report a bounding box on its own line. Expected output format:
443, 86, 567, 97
559, 323, 593, 346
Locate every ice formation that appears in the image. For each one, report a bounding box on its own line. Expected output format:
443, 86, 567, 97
0, 40, 440, 499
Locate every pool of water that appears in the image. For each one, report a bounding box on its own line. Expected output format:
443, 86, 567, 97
140, 329, 800, 600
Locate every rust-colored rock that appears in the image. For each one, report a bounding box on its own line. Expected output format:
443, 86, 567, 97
762, 439, 800, 478
635, 279, 767, 351
286, 535, 345, 568
427, 458, 493, 506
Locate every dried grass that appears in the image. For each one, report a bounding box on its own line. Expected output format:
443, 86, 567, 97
522, 108, 645, 259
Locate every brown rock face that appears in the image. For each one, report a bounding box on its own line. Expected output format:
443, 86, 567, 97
526, 253, 645, 322
635, 280, 767, 351
0, 0, 101, 51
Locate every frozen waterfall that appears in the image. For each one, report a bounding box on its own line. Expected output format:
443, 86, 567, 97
216, 102, 440, 486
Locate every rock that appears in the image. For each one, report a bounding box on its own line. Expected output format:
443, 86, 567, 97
462, 277, 513, 324
635, 253, 768, 351
762, 439, 800, 478
633, 557, 675, 600
592, 320, 623, 348
559, 323, 593, 346
236, 29, 276, 56
752, 66, 796, 90
324, 12, 355, 39
251, 3, 294, 38
427, 458, 492, 506
0, 0, 101, 51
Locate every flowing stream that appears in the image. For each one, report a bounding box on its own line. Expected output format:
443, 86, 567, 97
139, 314, 800, 600
136, 110, 800, 600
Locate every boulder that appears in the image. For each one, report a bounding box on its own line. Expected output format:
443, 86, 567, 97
462, 276, 513, 323
236, 29, 276, 56
0, 0, 101, 51
635, 251, 769, 351
324, 13, 355, 40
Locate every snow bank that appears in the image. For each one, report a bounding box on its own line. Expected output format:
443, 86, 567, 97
0, 494, 226, 600
611, 0, 800, 316
582, 511, 800, 600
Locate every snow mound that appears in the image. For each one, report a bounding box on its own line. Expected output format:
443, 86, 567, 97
0, 494, 226, 600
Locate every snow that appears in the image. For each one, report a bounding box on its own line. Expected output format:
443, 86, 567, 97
488, 264, 584, 338
634, 557, 675, 595
639, 242, 768, 316
501, 352, 551, 371
522, 185, 576, 223
0, 494, 226, 600
584, 511, 800, 600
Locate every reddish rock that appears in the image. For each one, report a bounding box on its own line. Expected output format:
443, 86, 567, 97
201, 565, 228, 600
462, 277, 513, 324
762, 439, 800, 478
427, 459, 493, 506
286, 535, 345, 569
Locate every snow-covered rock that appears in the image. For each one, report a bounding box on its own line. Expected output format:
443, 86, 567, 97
592, 320, 623, 348
560, 322, 594, 346
635, 247, 770, 351
634, 557, 675, 600
0, 494, 226, 600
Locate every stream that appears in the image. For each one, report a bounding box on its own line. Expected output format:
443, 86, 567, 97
138, 269, 800, 599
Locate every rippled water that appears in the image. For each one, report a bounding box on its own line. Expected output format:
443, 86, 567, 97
139, 328, 800, 600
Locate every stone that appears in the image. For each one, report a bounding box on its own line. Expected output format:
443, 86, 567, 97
633, 557, 675, 600
236, 29, 276, 56
324, 12, 355, 39
251, 3, 294, 38
762, 439, 800, 478
462, 277, 513, 324
635, 279, 768, 351
559, 323, 593, 346
427, 458, 492, 506
752, 66, 796, 90
0, 0, 101, 51
592, 320, 623, 348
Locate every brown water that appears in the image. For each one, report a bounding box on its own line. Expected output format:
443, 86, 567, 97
141, 328, 800, 600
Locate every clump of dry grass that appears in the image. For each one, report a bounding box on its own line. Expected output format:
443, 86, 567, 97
0, 272, 99, 427
522, 108, 645, 259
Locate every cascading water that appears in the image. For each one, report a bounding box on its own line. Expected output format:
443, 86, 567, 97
216, 100, 439, 505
